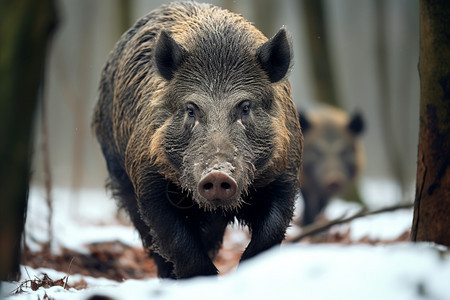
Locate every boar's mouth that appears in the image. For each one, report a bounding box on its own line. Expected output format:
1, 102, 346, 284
179, 161, 253, 212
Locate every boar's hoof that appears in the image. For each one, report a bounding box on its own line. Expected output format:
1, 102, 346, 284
198, 171, 237, 201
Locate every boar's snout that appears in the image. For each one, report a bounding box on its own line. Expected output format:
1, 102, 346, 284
324, 171, 346, 194
198, 171, 237, 202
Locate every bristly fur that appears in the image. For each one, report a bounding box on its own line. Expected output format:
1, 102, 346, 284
92, 1, 302, 279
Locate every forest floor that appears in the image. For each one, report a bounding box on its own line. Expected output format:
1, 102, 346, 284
20, 220, 411, 285
3, 183, 449, 300
21, 225, 410, 288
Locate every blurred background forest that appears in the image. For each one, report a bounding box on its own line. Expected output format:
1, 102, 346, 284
30, 0, 420, 204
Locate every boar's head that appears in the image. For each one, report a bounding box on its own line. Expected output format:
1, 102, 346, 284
149, 27, 292, 211
299, 109, 365, 196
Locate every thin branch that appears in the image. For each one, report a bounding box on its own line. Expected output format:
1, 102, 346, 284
286, 203, 414, 243
64, 257, 75, 290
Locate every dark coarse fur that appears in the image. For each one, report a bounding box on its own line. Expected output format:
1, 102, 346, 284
92, 1, 302, 279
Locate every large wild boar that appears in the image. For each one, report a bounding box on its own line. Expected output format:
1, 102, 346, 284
92, 1, 302, 279
298, 106, 365, 226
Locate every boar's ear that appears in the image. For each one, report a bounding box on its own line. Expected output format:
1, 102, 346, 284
256, 28, 292, 83
298, 110, 311, 133
348, 111, 365, 135
155, 30, 187, 80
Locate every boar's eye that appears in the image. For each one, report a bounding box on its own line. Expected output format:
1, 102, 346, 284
240, 100, 251, 117
187, 107, 195, 118
186, 103, 197, 119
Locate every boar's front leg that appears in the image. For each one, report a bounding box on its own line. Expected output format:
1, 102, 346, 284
136, 174, 218, 279
301, 191, 327, 226
240, 179, 297, 261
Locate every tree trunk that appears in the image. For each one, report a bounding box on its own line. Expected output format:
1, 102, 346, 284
300, 0, 339, 107
411, 0, 450, 246
375, 0, 411, 201
0, 0, 57, 280
117, 0, 132, 34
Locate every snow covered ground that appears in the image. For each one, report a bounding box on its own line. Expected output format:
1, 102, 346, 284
2, 179, 450, 300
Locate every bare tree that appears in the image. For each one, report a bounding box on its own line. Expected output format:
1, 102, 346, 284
411, 0, 450, 246
0, 0, 57, 280
118, 0, 133, 34
375, 0, 413, 202
300, 0, 339, 107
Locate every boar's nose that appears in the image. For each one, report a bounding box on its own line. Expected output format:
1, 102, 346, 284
198, 171, 237, 201
324, 172, 346, 194
326, 180, 343, 194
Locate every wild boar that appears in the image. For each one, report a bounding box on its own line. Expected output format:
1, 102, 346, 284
92, 1, 302, 279
298, 106, 365, 226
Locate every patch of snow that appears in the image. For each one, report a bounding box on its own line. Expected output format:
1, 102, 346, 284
324, 197, 363, 219
324, 198, 413, 242
25, 187, 140, 254
359, 177, 413, 208
347, 209, 412, 241
226, 224, 250, 246
3, 243, 450, 300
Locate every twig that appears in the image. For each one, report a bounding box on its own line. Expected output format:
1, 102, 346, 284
64, 257, 75, 289
24, 266, 31, 281
286, 203, 414, 243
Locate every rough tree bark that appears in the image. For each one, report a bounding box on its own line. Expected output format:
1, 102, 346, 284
411, 0, 450, 246
0, 0, 57, 280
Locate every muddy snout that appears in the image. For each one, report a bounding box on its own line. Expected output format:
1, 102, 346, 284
197, 162, 238, 202
198, 170, 237, 201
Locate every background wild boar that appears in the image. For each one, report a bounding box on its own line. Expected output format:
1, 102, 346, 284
92, 2, 302, 279
298, 106, 365, 226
